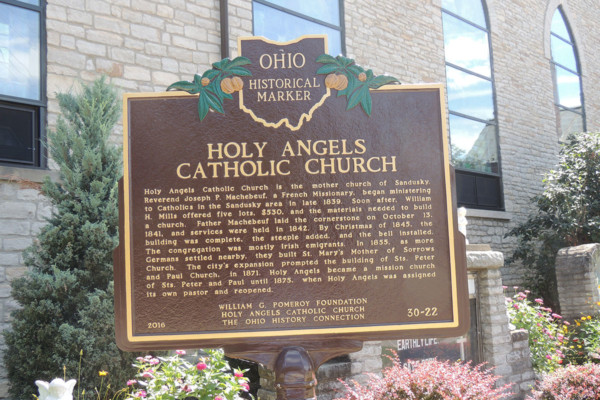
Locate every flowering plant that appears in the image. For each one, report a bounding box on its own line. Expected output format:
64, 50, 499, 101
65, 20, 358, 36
527, 363, 600, 399
505, 288, 566, 372
340, 356, 511, 400
125, 349, 249, 400
563, 313, 600, 364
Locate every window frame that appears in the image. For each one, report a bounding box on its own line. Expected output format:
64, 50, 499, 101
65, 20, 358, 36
251, 0, 346, 56
0, 0, 47, 168
550, 6, 586, 139
442, 0, 504, 211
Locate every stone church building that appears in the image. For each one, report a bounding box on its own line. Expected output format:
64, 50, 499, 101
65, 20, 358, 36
1, 0, 599, 396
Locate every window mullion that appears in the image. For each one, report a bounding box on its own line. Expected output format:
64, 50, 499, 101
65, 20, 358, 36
446, 62, 492, 82
441, 8, 488, 33
254, 0, 341, 32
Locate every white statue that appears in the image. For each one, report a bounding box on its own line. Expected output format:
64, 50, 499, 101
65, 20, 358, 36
35, 378, 77, 400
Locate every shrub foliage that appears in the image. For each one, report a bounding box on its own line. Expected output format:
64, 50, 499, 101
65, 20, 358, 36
3, 78, 137, 398
506, 132, 600, 306
527, 363, 600, 399
340, 357, 512, 400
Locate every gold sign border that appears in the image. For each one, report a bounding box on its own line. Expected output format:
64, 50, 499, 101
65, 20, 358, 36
237, 35, 331, 131
122, 84, 458, 343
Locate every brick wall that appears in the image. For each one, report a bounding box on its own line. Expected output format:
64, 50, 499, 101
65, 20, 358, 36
2, 0, 600, 396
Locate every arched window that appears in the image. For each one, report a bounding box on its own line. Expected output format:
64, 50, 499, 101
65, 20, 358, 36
550, 7, 585, 140
442, 0, 502, 210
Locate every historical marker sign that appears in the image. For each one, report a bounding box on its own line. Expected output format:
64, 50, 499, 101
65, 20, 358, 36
114, 35, 468, 351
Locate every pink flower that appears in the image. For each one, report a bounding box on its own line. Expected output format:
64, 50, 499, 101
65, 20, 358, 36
546, 355, 552, 360
142, 369, 154, 378
127, 380, 137, 386
196, 362, 207, 371
136, 357, 145, 362
552, 313, 562, 319
215, 396, 224, 400
176, 350, 186, 355
513, 304, 520, 310
241, 382, 250, 392
234, 371, 244, 378
135, 390, 147, 398
564, 321, 571, 326
535, 298, 544, 304
182, 384, 191, 393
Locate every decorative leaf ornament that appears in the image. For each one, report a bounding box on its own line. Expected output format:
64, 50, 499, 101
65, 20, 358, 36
167, 57, 252, 121
316, 54, 399, 116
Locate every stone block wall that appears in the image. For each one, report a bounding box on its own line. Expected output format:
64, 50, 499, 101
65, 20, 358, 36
467, 246, 535, 399
556, 243, 600, 320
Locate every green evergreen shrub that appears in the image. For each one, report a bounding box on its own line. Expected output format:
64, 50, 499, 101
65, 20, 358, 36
3, 78, 138, 398
506, 132, 600, 308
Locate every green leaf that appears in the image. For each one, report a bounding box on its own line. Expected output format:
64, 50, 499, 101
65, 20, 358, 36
369, 75, 399, 88
316, 63, 339, 75
227, 66, 252, 76
346, 83, 367, 111
193, 74, 203, 85
166, 81, 199, 93
203, 89, 224, 114
197, 95, 209, 121
212, 58, 230, 70
336, 55, 355, 67
227, 56, 252, 68
202, 69, 220, 80
360, 91, 373, 116
316, 54, 338, 64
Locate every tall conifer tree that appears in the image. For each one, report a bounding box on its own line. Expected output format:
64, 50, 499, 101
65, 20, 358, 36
4, 78, 137, 398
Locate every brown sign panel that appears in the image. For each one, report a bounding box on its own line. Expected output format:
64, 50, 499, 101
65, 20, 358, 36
114, 36, 468, 351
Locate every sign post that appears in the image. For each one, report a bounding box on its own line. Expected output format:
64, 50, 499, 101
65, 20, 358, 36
114, 35, 469, 399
